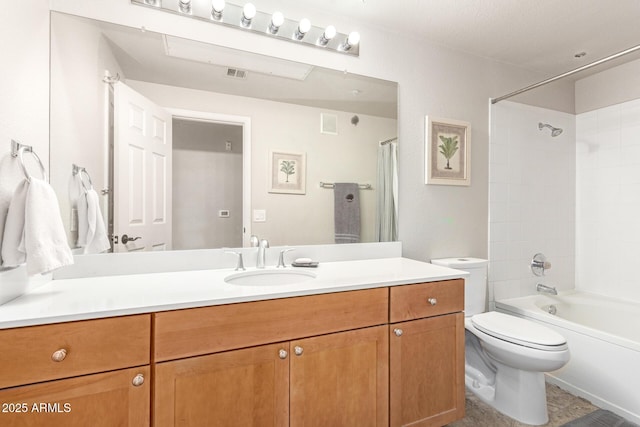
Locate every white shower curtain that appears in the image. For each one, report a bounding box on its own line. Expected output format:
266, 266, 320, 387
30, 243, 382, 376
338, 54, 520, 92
375, 140, 398, 242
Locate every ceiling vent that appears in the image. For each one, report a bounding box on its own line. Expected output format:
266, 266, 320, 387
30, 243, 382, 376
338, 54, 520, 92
163, 35, 313, 81
226, 68, 247, 79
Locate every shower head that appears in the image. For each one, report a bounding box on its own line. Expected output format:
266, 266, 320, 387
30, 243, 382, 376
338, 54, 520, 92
538, 122, 563, 137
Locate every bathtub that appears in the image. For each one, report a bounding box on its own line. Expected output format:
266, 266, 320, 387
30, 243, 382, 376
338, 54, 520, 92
495, 291, 640, 425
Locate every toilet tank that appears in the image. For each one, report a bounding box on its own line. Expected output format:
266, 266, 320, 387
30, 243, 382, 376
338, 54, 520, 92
430, 257, 488, 316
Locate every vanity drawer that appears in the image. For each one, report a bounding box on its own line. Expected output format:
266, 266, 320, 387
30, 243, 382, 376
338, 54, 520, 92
154, 288, 388, 362
0, 315, 151, 389
390, 279, 464, 322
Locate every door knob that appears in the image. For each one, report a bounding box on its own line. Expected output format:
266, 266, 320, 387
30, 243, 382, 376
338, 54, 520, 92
121, 234, 141, 244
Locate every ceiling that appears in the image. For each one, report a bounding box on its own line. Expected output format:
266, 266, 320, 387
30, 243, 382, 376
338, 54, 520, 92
60, 1, 640, 118
261, 0, 640, 77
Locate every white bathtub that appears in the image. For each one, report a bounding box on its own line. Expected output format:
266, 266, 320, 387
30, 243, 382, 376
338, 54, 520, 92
496, 291, 640, 425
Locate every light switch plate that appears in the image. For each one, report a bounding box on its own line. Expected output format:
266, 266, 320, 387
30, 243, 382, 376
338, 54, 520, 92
253, 209, 266, 222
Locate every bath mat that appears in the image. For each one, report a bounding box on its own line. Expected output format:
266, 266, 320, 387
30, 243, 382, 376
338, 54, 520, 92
560, 409, 638, 427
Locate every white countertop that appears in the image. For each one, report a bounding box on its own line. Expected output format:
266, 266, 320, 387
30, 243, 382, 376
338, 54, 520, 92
0, 257, 467, 329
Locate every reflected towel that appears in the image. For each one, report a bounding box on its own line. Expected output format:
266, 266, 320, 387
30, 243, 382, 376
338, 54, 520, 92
77, 188, 110, 254
1, 178, 73, 275
333, 183, 361, 244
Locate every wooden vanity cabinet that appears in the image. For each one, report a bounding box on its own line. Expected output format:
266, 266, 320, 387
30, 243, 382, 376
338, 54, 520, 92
0, 278, 465, 427
152, 289, 389, 427
389, 279, 465, 427
0, 366, 150, 427
0, 315, 152, 427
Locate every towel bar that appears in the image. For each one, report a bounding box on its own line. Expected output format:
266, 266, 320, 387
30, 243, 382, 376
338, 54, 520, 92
319, 182, 372, 189
10, 140, 47, 183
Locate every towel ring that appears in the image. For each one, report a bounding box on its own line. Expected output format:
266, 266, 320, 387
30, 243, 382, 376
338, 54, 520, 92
80, 170, 93, 191
11, 140, 47, 183
72, 164, 93, 191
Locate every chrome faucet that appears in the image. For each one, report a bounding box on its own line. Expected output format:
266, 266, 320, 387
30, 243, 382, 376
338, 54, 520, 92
277, 248, 295, 268
256, 239, 269, 268
536, 283, 557, 295
224, 250, 245, 271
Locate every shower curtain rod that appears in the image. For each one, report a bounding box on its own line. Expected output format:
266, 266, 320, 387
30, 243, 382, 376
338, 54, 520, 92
380, 137, 398, 145
491, 43, 640, 104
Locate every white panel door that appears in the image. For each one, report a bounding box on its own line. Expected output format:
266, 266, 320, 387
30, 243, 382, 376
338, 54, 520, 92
113, 82, 172, 252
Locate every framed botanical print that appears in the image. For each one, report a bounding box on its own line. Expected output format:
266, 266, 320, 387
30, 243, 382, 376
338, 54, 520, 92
269, 151, 306, 194
425, 116, 471, 186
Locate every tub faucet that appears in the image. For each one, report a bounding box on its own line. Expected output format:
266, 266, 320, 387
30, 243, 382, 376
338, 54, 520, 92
257, 239, 269, 268
536, 283, 557, 295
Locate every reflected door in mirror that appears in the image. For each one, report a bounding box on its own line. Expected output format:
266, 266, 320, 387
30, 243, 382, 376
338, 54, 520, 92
114, 82, 172, 252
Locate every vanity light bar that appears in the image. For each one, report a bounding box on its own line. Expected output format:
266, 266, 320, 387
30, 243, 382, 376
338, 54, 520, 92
131, 0, 360, 57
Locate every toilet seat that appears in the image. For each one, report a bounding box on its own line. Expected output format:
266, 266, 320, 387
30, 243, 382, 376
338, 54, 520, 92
471, 312, 568, 351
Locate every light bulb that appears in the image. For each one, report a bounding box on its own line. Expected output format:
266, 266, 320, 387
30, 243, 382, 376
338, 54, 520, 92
211, 0, 225, 20
342, 31, 360, 50
241, 3, 256, 27
269, 11, 284, 34
295, 18, 311, 40
318, 25, 336, 46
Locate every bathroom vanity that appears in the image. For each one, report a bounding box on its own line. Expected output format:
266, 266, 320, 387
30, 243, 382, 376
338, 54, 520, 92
0, 257, 465, 427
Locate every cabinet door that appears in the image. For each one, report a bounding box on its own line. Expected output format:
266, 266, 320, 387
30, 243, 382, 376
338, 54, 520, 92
154, 342, 289, 427
290, 325, 389, 427
0, 366, 150, 427
390, 313, 464, 427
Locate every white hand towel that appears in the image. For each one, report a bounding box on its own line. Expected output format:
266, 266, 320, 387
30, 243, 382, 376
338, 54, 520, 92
1, 180, 29, 267
23, 179, 74, 275
0, 154, 25, 266
82, 189, 110, 254
1, 178, 73, 275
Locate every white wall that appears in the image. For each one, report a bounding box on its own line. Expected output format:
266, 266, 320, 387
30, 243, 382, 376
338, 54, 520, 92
575, 99, 640, 303
0, 0, 50, 298
172, 120, 243, 250
130, 80, 395, 246
49, 0, 574, 263
50, 12, 124, 246
489, 101, 576, 303
576, 57, 640, 114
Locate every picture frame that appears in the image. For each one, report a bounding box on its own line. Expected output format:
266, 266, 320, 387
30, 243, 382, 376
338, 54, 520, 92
425, 116, 471, 186
269, 150, 306, 194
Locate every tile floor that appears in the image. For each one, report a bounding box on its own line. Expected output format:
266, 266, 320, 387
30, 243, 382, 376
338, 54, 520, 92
448, 383, 598, 427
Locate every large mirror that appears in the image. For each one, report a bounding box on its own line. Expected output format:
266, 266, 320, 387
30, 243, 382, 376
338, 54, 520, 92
50, 12, 398, 253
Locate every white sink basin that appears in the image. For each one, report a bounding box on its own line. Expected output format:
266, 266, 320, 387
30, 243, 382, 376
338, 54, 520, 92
224, 269, 317, 286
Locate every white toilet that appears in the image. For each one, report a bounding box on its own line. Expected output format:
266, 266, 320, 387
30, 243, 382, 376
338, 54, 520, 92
431, 257, 570, 425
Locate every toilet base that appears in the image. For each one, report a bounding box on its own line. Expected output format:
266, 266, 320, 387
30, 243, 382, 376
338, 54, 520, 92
466, 364, 549, 425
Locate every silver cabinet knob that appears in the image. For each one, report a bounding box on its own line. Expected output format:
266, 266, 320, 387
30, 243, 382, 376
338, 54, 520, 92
393, 328, 403, 337
279, 349, 288, 359
132, 374, 145, 387
427, 298, 438, 306
294, 346, 304, 356
51, 349, 67, 362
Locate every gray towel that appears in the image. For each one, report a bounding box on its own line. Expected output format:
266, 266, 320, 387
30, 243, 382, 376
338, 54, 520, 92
334, 183, 360, 244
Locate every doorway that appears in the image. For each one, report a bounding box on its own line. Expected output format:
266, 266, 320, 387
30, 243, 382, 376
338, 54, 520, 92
172, 118, 244, 249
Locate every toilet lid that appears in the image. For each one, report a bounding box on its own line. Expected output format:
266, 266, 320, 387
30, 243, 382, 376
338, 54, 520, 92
471, 312, 567, 350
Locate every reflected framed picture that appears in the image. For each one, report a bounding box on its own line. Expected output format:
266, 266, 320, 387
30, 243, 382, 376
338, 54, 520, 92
269, 151, 306, 194
425, 116, 471, 186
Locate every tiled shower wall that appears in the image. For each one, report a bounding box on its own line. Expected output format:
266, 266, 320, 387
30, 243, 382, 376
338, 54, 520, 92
489, 101, 576, 305
576, 99, 640, 303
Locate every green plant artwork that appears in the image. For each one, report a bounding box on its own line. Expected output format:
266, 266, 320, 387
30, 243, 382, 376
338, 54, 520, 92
280, 160, 296, 182
438, 135, 459, 170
